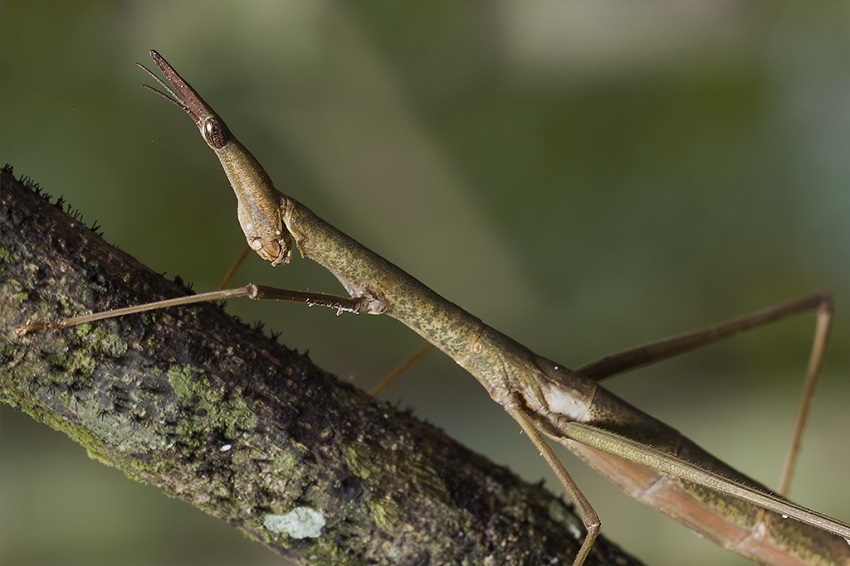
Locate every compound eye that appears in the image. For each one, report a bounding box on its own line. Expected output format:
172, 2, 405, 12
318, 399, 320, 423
202, 118, 228, 149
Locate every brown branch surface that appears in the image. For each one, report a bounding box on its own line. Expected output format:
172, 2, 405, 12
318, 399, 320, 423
0, 166, 642, 565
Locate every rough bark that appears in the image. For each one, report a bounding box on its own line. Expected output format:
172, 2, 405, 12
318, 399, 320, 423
0, 165, 642, 565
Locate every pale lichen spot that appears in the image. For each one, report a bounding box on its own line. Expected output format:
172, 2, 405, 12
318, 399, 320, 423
263, 507, 325, 539
250, 239, 262, 250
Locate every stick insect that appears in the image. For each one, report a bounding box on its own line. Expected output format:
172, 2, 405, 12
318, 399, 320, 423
15, 51, 850, 565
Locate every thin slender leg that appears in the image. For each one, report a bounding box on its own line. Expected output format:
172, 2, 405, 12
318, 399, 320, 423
370, 342, 434, 396
506, 404, 600, 566
14, 283, 367, 336
777, 298, 832, 496
218, 244, 252, 290
577, 292, 830, 381
576, 291, 832, 497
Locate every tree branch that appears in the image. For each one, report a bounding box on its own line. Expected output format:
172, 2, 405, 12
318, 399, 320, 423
0, 165, 641, 565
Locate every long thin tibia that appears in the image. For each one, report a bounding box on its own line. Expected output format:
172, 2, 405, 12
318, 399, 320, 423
507, 404, 599, 566
577, 291, 832, 497
778, 296, 832, 495
14, 284, 366, 336
218, 244, 252, 290
577, 292, 830, 381
370, 342, 434, 396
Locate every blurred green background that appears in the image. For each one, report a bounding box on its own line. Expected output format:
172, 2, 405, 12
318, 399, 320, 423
3, 2, 850, 565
